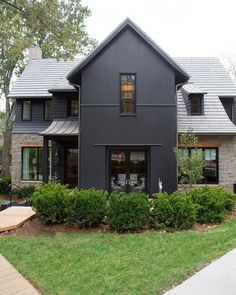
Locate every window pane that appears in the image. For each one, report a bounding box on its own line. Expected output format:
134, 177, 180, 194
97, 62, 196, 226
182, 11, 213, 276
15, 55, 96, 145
44, 100, 52, 120
22, 148, 38, 180
69, 99, 79, 116
204, 148, 217, 183
37, 148, 43, 180
22, 101, 31, 120
22, 147, 46, 181
120, 74, 135, 113
191, 97, 201, 114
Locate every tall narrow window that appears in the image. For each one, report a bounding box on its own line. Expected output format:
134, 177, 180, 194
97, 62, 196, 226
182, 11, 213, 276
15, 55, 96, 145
68, 98, 79, 117
120, 74, 136, 114
44, 100, 52, 120
22, 100, 32, 120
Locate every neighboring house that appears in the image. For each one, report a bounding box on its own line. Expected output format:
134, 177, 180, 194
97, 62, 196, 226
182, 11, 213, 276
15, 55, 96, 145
8, 18, 236, 193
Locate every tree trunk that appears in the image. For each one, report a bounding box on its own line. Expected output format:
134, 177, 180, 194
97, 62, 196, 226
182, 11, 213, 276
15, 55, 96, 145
1, 81, 14, 177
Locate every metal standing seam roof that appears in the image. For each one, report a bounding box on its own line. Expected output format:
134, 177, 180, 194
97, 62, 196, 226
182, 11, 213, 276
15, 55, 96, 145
175, 57, 236, 134
182, 83, 207, 95
8, 58, 82, 98
39, 120, 79, 136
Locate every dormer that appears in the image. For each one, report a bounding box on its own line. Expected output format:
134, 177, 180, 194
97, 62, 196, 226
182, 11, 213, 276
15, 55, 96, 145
219, 97, 235, 123
182, 83, 207, 115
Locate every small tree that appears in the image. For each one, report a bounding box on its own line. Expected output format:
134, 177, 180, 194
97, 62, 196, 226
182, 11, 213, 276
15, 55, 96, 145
175, 130, 205, 189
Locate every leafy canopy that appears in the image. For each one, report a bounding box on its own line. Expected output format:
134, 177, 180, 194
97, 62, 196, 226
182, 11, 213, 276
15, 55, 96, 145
175, 130, 205, 187
0, 0, 97, 96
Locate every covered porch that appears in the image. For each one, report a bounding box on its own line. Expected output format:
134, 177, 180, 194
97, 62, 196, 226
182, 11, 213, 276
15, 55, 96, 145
39, 120, 79, 187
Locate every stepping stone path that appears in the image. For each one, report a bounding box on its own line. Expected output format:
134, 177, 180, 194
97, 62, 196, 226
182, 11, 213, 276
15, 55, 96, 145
0, 206, 35, 232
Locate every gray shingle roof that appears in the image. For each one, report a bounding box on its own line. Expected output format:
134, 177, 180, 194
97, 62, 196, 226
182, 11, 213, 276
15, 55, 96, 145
175, 57, 236, 134
9, 58, 82, 98
39, 120, 78, 136
9, 54, 236, 135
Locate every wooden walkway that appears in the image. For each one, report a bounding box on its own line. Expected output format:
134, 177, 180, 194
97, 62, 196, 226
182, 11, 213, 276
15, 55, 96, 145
0, 207, 36, 232
0, 254, 40, 294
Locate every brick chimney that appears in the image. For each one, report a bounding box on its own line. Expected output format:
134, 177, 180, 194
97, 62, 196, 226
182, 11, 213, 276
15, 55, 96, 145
28, 45, 42, 60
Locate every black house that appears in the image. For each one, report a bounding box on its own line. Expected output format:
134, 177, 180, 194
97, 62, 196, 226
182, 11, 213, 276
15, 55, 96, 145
10, 19, 236, 193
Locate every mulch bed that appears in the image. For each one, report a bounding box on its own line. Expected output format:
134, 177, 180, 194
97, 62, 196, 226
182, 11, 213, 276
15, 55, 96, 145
0, 218, 111, 237
1, 208, 236, 237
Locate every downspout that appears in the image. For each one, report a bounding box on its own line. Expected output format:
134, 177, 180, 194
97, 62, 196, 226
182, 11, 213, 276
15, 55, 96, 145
175, 81, 188, 188
69, 82, 81, 189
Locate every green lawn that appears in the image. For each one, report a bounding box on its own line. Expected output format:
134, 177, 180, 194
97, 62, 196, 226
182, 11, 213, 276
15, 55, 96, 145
1, 219, 236, 295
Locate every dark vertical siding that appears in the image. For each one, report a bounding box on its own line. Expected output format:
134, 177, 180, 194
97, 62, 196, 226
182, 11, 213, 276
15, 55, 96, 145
79, 28, 178, 194
13, 98, 52, 133
52, 93, 78, 119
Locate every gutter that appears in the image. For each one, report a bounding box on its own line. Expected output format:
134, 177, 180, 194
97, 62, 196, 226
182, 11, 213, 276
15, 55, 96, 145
68, 82, 81, 189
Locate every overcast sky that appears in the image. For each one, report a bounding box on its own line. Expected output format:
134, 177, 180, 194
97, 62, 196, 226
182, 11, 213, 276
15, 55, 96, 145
82, 0, 236, 60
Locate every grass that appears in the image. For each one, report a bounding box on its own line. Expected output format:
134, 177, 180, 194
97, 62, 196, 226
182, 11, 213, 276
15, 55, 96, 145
1, 219, 236, 295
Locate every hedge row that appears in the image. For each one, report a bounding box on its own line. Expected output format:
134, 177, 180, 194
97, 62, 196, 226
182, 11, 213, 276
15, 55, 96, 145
32, 182, 236, 232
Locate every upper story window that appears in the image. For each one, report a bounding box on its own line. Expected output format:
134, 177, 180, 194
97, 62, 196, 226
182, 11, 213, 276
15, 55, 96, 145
120, 74, 136, 114
68, 98, 79, 117
44, 100, 52, 120
190, 96, 203, 115
22, 100, 32, 120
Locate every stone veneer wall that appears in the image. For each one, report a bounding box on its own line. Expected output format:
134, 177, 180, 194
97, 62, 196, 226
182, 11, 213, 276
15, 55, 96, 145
187, 135, 236, 191
11, 133, 44, 187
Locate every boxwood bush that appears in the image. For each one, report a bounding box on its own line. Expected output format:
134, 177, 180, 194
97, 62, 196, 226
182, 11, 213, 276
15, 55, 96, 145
185, 186, 236, 223
11, 185, 35, 199
107, 192, 150, 232
151, 192, 196, 230
64, 188, 108, 227
0, 176, 11, 195
32, 182, 70, 224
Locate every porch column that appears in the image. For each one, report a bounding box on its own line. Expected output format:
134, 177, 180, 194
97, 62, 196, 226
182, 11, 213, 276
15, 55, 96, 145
43, 137, 49, 183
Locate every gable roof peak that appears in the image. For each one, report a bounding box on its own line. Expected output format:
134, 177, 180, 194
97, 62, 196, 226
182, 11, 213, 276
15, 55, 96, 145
67, 18, 189, 83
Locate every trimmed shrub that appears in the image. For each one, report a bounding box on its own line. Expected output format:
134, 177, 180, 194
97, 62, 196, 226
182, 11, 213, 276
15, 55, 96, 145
186, 186, 236, 223
32, 182, 70, 224
107, 193, 150, 232
151, 192, 196, 230
0, 176, 11, 195
64, 188, 108, 227
11, 185, 35, 199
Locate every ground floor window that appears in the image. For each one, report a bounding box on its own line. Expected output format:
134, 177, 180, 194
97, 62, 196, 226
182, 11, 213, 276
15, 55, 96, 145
22, 147, 52, 181
189, 147, 218, 184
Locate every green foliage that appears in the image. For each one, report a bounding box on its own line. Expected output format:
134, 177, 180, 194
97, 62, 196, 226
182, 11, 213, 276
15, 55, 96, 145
107, 193, 150, 232
32, 182, 69, 224
185, 186, 236, 223
11, 185, 35, 199
0, 176, 11, 195
175, 130, 205, 187
64, 189, 108, 227
151, 192, 196, 230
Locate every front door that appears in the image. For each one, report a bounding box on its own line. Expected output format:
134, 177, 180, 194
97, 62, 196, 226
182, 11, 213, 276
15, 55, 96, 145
65, 148, 78, 187
110, 149, 147, 193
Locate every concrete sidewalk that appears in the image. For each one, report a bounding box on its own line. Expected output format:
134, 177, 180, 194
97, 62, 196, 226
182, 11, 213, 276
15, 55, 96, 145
165, 249, 236, 295
0, 254, 40, 294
